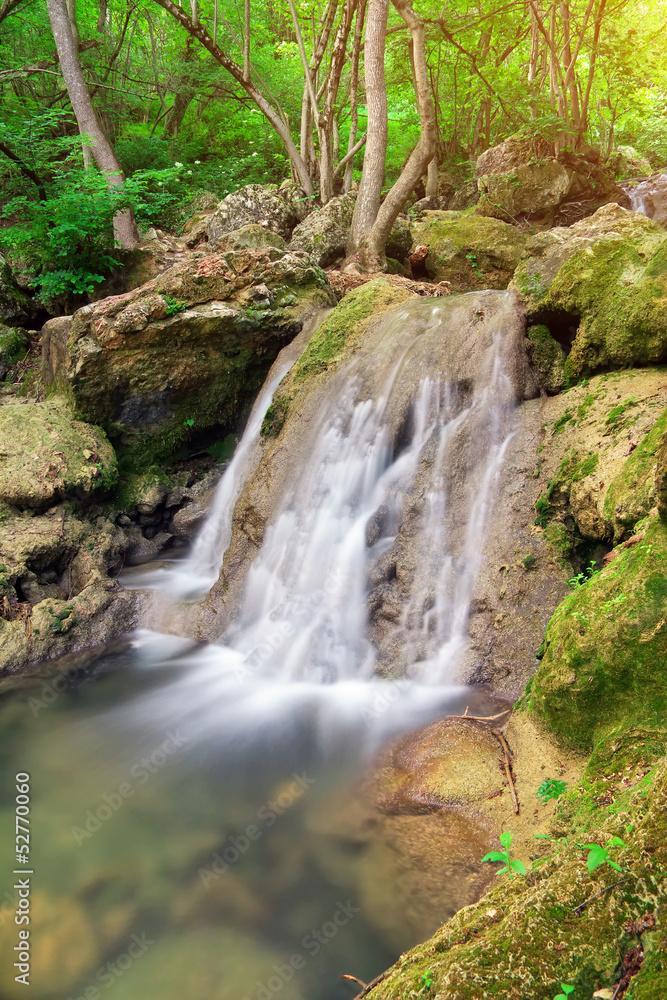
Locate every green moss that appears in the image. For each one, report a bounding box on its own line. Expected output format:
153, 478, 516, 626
526, 325, 568, 394
606, 397, 636, 428
603, 408, 667, 539
294, 279, 413, 384
527, 514, 667, 751
261, 396, 290, 438
553, 409, 574, 433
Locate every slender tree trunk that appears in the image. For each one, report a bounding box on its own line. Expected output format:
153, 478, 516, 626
348, 0, 388, 255
343, 0, 365, 192
46, 0, 138, 247
243, 0, 250, 80
319, 0, 357, 202
349, 0, 436, 269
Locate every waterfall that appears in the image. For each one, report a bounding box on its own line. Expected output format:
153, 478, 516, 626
119, 291, 532, 743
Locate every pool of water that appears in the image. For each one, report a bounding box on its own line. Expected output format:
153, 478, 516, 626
0, 641, 478, 1000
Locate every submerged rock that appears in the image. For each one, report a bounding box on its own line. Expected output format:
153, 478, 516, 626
43, 247, 335, 467
207, 182, 310, 246
410, 210, 527, 291
512, 203, 667, 378
0, 398, 117, 508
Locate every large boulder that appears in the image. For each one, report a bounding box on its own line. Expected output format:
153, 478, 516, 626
0, 399, 117, 509
289, 192, 413, 267
409, 210, 527, 291
475, 136, 629, 227
207, 182, 310, 247
511, 203, 667, 378
288, 191, 357, 266
0, 253, 39, 327
43, 247, 335, 466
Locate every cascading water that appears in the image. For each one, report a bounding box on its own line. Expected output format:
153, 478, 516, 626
0, 290, 537, 1000
117, 290, 528, 743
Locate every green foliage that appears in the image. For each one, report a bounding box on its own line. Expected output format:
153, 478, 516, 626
0, 171, 121, 304
568, 561, 599, 589
584, 836, 626, 874
165, 296, 188, 315
553, 985, 575, 1000
537, 779, 568, 802
481, 831, 527, 877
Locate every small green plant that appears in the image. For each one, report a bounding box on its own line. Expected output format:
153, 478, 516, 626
537, 778, 567, 802
554, 984, 575, 1000
418, 970, 434, 993
568, 560, 598, 588
465, 251, 484, 278
522, 554, 537, 570
164, 296, 187, 315
585, 836, 626, 874
481, 831, 527, 877
182, 418, 195, 427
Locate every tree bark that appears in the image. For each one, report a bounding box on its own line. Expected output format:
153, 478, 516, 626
348, 0, 388, 257
349, 0, 436, 270
46, 0, 138, 247
343, 0, 366, 192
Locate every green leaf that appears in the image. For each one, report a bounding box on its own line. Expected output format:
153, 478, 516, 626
562, 986, 575, 996
499, 831, 513, 849
608, 837, 626, 848
481, 852, 507, 864
586, 846, 608, 873
510, 859, 527, 875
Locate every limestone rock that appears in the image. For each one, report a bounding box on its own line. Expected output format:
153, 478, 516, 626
449, 179, 480, 211
525, 324, 567, 394
0, 398, 117, 508
410, 210, 527, 291
288, 192, 357, 266
0, 324, 29, 380
44, 247, 335, 466
511, 203, 667, 378
212, 223, 286, 253
207, 182, 309, 246
474, 136, 629, 227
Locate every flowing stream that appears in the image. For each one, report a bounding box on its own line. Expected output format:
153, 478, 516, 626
0, 291, 530, 1000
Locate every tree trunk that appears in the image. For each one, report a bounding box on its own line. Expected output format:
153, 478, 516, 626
46, 0, 138, 247
343, 0, 366, 192
349, 0, 436, 270
348, 0, 388, 257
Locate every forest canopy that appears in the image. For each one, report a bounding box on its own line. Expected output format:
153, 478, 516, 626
2, 0, 667, 288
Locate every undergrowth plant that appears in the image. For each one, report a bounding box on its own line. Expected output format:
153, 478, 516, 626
481, 831, 527, 877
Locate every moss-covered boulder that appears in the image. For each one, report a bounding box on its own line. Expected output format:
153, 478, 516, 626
0, 399, 117, 508
45, 247, 335, 467
528, 512, 667, 750
288, 191, 357, 266
532, 370, 667, 548
369, 742, 667, 1000
526, 324, 567, 393
512, 203, 667, 379
409, 211, 527, 292
0, 324, 29, 380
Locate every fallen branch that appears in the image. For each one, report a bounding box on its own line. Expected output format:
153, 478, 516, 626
573, 878, 628, 916
492, 728, 519, 814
